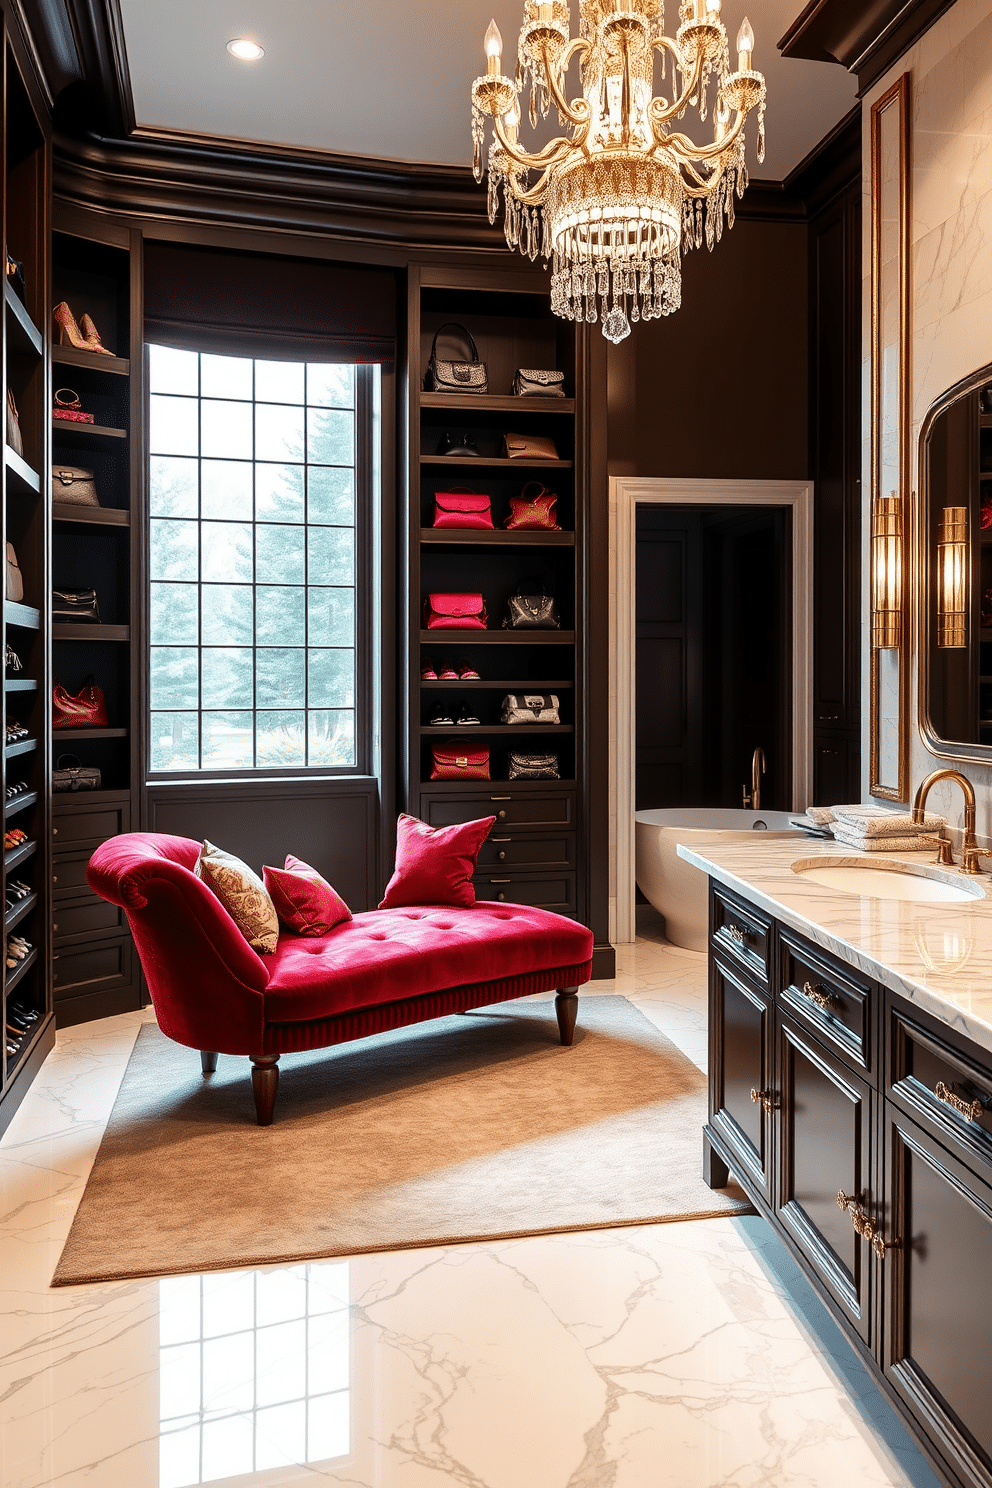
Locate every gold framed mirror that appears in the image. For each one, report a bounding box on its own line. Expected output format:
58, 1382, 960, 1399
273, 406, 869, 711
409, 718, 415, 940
919, 363, 992, 762
869, 73, 910, 801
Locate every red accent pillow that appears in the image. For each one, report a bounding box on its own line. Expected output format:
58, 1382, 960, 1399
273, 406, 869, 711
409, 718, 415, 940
263, 856, 353, 936
379, 813, 495, 909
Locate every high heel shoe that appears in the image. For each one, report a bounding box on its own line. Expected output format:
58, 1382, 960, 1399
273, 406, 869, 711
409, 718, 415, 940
52, 302, 113, 357
80, 313, 114, 355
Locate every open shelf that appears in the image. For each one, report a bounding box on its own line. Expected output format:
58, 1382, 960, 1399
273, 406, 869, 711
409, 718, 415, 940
52, 502, 129, 527
51, 727, 127, 740
5, 678, 37, 693
52, 623, 129, 641
51, 419, 127, 440
421, 529, 574, 546
420, 393, 574, 413
3, 839, 36, 873
5, 286, 42, 355
5, 446, 41, 494
4, 739, 36, 760
53, 344, 130, 377
5, 791, 38, 820
420, 630, 575, 644
422, 456, 573, 471
5, 602, 40, 630
421, 724, 574, 735
5, 893, 37, 933
422, 679, 574, 689
4, 946, 39, 998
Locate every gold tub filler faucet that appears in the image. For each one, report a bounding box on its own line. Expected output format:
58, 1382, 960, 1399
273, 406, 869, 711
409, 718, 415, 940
743, 747, 766, 811
911, 768, 992, 874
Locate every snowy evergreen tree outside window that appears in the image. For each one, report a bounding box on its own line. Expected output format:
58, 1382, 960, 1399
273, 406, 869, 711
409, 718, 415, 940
147, 345, 371, 771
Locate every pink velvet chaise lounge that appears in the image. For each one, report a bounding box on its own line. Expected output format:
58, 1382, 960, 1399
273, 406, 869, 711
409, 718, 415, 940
88, 833, 595, 1124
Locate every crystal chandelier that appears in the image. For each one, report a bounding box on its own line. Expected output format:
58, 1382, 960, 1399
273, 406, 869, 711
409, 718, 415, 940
470, 1, 766, 342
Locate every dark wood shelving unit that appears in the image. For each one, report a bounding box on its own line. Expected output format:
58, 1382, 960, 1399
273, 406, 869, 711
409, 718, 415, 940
5, 445, 40, 492
421, 455, 573, 470
52, 726, 127, 740
5, 600, 40, 629
51, 419, 126, 440
52, 622, 129, 641
4, 838, 37, 873
421, 392, 575, 413
420, 629, 575, 644
422, 678, 574, 689
4, 944, 38, 996
5, 891, 36, 931
5, 284, 42, 354
420, 724, 574, 736
421, 528, 574, 546
4, 738, 36, 758
52, 502, 129, 527
5, 677, 36, 692
52, 344, 130, 377
5, 790, 38, 819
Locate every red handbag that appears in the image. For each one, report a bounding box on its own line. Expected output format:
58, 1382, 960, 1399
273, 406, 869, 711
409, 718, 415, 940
423, 593, 488, 629
430, 740, 491, 780
504, 481, 560, 531
433, 488, 493, 529
53, 676, 109, 729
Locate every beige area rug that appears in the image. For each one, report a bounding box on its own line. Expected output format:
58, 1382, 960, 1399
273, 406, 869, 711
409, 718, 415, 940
52, 996, 750, 1286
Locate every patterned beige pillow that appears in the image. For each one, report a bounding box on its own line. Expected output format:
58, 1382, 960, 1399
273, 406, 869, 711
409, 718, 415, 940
195, 840, 280, 954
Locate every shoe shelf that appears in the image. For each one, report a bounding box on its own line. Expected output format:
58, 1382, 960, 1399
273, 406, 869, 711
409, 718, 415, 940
5, 739, 36, 760
52, 503, 129, 527
420, 393, 575, 414
5, 287, 42, 357
3, 840, 36, 872
422, 679, 574, 689
5, 602, 40, 630
51, 420, 127, 441
5, 447, 41, 495
52, 623, 129, 642
52, 727, 127, 740
420, 724, 574, 736
53, 345, 130, 377
421, 456, 573, 471
420, 630, 574, 644
421, 529, 574, 547
5, 791, 38, 820
5, 893, 37, 933
5, 946, 38, 999
5, 678, 36, 693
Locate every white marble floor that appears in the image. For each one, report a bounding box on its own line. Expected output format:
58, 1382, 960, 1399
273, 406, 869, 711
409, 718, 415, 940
0, 911, 941, 1488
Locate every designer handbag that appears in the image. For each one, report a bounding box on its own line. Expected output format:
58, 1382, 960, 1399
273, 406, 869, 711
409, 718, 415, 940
53, 588, 100, 623
53, 389, 94, 424
513, 368, 565, 398
53, 676, 108, 729
430, 740, 491, 780
503, 433, 559, 460
504, 481, 560, 531
5, 543, 23, 603
423, 593, 488, 629
53, 754, 102, 792
426, 323, 488, 394
51, 465, 100, 506
507, 751, 560, 780
6, 389, 23, 456
503, 588, 561, 629
501, 693, 561, 725
433, 488, 493, 529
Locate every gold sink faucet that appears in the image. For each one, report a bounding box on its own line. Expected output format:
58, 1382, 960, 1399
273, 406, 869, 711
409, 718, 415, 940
743, 747, 766, 811
911, 768, 989, 873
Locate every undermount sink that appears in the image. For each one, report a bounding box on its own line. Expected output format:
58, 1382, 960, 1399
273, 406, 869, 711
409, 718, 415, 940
791, 857, 986, 904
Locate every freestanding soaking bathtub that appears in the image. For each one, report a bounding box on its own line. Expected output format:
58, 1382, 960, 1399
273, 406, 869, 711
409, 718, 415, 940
634, 807, 806, 952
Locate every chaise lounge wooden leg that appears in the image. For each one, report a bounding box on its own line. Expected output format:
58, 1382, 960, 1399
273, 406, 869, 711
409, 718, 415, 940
250, 1054, 280, 1125
200, 1051, 218, 1075
555, 987, 578, 1046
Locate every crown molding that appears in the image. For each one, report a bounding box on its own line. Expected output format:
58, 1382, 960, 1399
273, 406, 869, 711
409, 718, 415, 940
16, 0, 133, 131
779, 0, 957, 94
785, 105, 861, 217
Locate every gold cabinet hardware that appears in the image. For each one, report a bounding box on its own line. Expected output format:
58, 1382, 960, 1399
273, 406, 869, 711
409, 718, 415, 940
498, 851, 506, 860
52, 827, 58, 836
800, 979, 836, 1012
725, 924, 748, 945
749, 1088, 777, 1112
836, 1190, 897, 1258
934, 1080, 986, 1123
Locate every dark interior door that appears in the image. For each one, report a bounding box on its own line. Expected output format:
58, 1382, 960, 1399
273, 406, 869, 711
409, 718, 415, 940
634, 510, 702, 807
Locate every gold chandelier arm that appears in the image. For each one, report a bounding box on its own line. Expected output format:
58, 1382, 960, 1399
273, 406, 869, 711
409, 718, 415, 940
539, 38, 592, 126
509, 159, 565, 205
648, 38, 705, 126
492, 113, 575, 173
664, 108, 747, 164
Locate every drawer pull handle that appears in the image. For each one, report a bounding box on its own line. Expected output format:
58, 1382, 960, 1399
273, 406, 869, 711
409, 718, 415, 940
498, 851, 506, 861
749, 1088, 777, 1112
934, 1080, 986, 1123
490, 796, 511, 801
725, 924, 748, 945
490, 878, 511, 884
801, 979, 836, 1012
492, 836, 511, 843
837, 1190, 896, 1259
52, 827, 58, 836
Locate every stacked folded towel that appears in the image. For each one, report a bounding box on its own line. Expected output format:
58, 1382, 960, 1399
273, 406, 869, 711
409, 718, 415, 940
808, 803, 946, 852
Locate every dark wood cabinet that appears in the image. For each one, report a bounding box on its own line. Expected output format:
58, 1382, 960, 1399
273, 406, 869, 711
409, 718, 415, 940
706, 879, 992, 1488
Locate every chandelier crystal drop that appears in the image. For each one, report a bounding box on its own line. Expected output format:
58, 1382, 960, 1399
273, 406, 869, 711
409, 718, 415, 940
471, 1, 767, 341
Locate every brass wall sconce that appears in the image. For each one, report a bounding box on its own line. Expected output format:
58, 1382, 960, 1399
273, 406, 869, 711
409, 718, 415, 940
872, 493, 903, 649
937, 505, 968, 648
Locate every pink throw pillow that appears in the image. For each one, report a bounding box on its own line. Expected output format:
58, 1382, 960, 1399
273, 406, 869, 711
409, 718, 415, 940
263, 855, 352, 936
379, 812, 495, 909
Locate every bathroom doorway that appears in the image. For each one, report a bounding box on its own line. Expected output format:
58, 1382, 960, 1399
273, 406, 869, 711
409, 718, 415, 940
635, 504, 792, 811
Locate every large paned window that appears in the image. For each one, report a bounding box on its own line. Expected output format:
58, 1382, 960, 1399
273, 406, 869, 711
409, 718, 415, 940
147, 345, 373, 773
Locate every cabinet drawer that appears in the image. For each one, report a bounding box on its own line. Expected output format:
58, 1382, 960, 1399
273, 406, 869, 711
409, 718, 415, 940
708, 953, 774, 1203
889, 1005, 992, 1170
52, 798, 129, 850
52, 850, 96, 899
53, 899, 124, 942
779, 929, 872, 1073
710, 884, 771, 987
473, 871, 576, 915
476, 833, 575, 871
424, 792, 575, 829
53, 937, 132, 998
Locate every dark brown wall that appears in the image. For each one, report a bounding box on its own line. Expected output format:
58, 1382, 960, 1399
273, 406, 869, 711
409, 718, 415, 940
607, 219, 809, 480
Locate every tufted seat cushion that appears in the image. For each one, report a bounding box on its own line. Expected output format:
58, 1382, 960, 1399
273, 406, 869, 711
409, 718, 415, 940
263, 902, 593, 1022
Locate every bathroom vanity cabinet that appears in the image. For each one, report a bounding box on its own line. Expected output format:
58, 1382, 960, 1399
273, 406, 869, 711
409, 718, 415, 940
705, 880, 992, 1488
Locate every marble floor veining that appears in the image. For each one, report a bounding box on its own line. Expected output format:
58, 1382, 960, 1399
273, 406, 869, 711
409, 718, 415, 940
0, 910, 941, 1487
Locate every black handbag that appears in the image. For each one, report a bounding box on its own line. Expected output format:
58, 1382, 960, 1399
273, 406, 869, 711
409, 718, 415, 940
513, 369, 565, 398
53, 754, 102, 792
503, 587, 561, 629
507, 751, 560, 780
426, 323, 488, 394
52, 588, 100, 623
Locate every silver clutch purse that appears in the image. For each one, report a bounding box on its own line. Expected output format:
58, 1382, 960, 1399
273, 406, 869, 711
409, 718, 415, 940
507, 751, 560, 780
501, 693, 560, 724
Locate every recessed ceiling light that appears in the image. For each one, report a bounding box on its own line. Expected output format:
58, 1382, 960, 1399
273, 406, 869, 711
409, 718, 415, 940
227, 38, 264, 61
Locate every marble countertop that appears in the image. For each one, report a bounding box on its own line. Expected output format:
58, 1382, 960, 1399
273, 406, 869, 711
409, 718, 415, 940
676, 833, 992, 1057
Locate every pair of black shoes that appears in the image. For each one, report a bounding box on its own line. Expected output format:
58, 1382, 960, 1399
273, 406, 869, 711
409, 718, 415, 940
6, 780, 28, 800
6, 996, 39, 1058
430, 700, 481, 727
436, 432, 479, 457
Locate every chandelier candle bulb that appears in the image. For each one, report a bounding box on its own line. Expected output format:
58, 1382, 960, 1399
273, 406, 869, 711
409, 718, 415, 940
485, 19, 503, 74
736, 17, 754, 71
